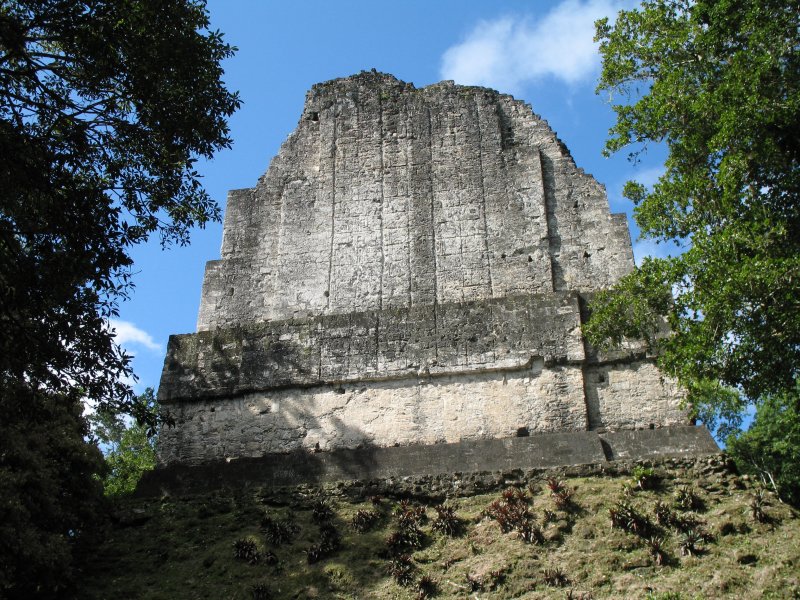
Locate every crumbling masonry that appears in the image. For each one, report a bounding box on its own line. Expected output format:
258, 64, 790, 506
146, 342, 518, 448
156, 72, 686, 466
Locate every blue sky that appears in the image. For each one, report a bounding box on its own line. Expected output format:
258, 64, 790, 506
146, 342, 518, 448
115, 0, 674, 393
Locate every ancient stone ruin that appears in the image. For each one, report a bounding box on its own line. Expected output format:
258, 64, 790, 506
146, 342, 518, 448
156, 72, 694, 470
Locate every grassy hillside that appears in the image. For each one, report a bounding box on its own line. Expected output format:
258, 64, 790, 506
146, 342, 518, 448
79, 457, 799, 599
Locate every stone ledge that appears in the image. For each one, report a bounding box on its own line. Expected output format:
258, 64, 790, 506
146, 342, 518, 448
159, 292, 585, 404
136, 426, 718, 497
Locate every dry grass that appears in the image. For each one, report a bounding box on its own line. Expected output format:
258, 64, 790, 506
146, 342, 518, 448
78, 465, 799, 599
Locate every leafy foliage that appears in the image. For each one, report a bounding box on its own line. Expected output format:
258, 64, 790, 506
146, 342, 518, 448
588, 0, 800, 428
351, 509, 381, 533
674, 485, 704, 512
261, 512, 300, 546
233, 538, 261, 565
609, 499, 655, 537
90, 387, 158, 496
631, 466, 660, 491
727, 386, 800, 505
485, 487, 534, 535
0, 0, 239, 423
0, 7, 237, 590
0, 385, 106, 599
388, 554, 415, 586
416, 574, 438, 599
746, 488, 770, 523
431, 503, 464, 537
305, 522, 341, 564
542, 567, 569, 587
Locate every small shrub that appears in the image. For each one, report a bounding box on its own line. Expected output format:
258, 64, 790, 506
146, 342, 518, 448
311, 497, 334, 524
305, 543, 325, 564
749, 488, 769, 523
653, 500, 674, 527
385, 527, 424, 555
388, 554, 415, 586
486, 487, 534, 535
233, 538, 260, 564
465, 572, 483, 592
670, 512, 704, 534
261, 512, 300, 546
517, 520, 545, 544
542, 509, 557, 523
542, 567, 569, 587
645, 535, 668, 566
631, 466, 659, 490
609, 500, 654, 537
319, 522, 341, 552
306, 522, 342, 563
679, 529, 705, 556
546, 477, 567, 495
395, 500, 426, 529
351, 509, 381, 533
417, 574, 438, 599
503, 486, 530, 504
553, 486, 575, 510
544, 477, 575, 509
674, 485, 704, 512
251, 583, 272, 600
431, 503, 463, 537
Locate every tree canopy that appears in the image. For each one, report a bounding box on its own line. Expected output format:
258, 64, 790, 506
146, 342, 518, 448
586, 0, 799, 430
0, 0, 240, 423
90, 387, 158, 496
0, 1, 239, 595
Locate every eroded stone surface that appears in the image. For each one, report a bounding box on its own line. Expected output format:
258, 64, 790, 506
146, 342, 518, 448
196, 72, 634, 330
157, 72, 686, 467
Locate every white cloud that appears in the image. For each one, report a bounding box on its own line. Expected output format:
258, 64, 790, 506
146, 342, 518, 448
440, 0, 626, 94
108, 319, 161, 353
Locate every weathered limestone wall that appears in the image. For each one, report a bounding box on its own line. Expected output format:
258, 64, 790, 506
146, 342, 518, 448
196, 73, 634, 330
160, 293, 584, 402
158, 362, 589, 465
584, 361, 687, 431
158, 72, 686, 467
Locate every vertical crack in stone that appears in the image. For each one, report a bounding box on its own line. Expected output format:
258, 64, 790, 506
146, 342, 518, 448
273, 179, 288, 318
403, 96, 413, 306
378, 92, 386, 311
427, 105, 439, 360
325, 101, 338, 311
539, 150, 561, 291
474, 92, 495, 298
376, 91, 386, 370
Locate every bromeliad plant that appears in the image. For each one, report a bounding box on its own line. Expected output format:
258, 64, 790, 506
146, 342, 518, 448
351, 508, 381, 533
306, 521, 342, 564
233, 537, 260, 565
431, 502, 464, 537
674, 485, 704, 512
546, 477, 576, 509
631, 466, 660, 491
542, 566, 569, 587
261, 512, 300, 546
388, 554, 416, 586
609, 499, 655, 537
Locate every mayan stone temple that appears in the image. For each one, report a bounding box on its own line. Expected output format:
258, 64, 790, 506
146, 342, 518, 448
154, 72, 716, 481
